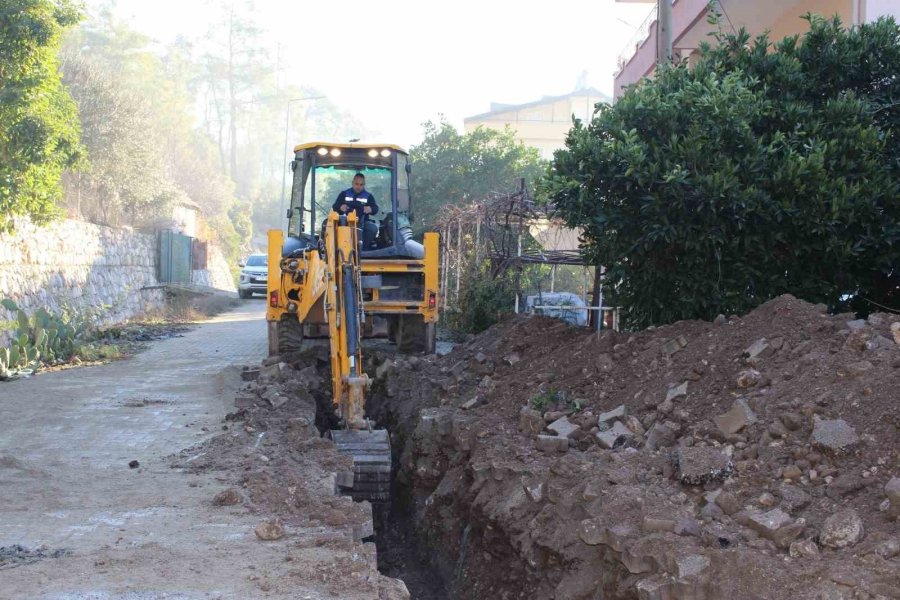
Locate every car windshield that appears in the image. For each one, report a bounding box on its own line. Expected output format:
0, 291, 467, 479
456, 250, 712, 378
246, 255, 267, 267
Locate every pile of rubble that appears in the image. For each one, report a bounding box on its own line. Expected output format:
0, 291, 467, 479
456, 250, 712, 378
370, 295, 900, 599
170, 347, 409, 600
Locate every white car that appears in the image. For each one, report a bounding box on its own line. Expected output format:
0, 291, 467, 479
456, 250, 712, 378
238, 253, 268, 298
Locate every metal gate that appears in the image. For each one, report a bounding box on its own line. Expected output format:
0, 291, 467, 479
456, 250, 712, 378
157, 230, 194, 284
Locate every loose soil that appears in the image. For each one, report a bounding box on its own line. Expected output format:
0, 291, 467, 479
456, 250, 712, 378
362, 295, 900, 599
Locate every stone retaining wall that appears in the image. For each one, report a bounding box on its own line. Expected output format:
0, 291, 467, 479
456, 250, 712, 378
0, 217, 235, 346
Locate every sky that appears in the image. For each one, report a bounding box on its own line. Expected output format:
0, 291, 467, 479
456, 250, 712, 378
101, 0, 654, 148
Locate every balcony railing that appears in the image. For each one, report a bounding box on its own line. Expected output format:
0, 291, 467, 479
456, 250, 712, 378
615, 3, 658, 76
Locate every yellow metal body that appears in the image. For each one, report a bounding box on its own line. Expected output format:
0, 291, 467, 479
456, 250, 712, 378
266, 213, 369, 427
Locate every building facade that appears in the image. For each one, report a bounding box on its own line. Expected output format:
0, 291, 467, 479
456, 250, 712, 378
464, 88, 611, 158
614, 0, 900, 99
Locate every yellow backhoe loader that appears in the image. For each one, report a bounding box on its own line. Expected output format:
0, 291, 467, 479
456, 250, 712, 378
266, 142, 440, 502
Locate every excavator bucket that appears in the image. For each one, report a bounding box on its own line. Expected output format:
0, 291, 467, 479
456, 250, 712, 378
330, 429, 392, 503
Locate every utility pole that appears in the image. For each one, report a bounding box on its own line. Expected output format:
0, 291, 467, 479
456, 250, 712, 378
657, 0, 673, 65
280, 97, 324, 220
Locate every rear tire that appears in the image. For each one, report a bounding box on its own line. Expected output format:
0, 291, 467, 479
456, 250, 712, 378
276, 316, 304, 354
397, 315, 435, 354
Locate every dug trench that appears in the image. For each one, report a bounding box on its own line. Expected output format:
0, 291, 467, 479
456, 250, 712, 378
362, 294, 900, 599
190, 294, 900, 599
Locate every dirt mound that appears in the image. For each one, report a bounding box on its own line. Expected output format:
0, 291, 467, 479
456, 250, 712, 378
170, 346, 409, 600
371, 295, 900, 599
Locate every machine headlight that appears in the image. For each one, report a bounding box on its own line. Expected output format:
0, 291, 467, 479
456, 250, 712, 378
367, 149, 378, 158
317, 147, 328, 155
380, 149, 391, 157
330, 148, 341, 157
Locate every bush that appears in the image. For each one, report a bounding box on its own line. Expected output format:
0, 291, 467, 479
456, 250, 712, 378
445, 269, 516, 334
544, 16, 900, 328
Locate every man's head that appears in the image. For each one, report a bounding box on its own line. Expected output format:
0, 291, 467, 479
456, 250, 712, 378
352, 173, 365, 193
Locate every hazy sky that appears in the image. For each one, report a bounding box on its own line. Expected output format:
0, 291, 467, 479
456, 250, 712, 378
101, 0, 653, 148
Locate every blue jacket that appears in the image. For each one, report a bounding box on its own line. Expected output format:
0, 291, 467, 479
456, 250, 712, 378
333, 188, 379, 221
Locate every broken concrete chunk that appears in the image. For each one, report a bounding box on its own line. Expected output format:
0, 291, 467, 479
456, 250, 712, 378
789, 540, 820, 559
665, 381, 688, 403
744, 338, 772, 360
595, 421, 633, 449
503, 353, 521, 366
641, 516, 676, 533
624, 415, 646, 437
662, 336, 688, 357
674, 554, 710, 579
536, 434, 568, 454
674, 518, 701, 537
811, 417, 859, 454
714, 491, 741, 516
596, 404, 626, 424
517, 406, 544, 435
675, 447, 733, 485
714, 398, 757, 435
460, 397, 480, 410
891, 322, 900, 345
819, 509, 865, 549
645, 422, 679, 451
846, 319, 867, 331
736, 369, 763, 388
578, 518, 605, 545
747, 509, 792, 536
548, 416, 581, 439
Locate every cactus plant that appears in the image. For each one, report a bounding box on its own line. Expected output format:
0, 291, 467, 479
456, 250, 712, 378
1, 298, 91, 380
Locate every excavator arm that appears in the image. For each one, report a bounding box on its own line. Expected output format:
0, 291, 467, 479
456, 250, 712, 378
267, 213, 391, 502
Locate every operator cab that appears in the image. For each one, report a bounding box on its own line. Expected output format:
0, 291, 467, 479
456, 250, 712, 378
284, 142, 423, 259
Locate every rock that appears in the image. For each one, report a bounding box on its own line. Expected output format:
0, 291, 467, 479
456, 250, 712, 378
521, 477, 546, 503
544, 410, 566, 423
503, 353, 521, 366
674, 518, 701, 537
128, 460, 140, 469
674, 554, 709, 578
624, 415, 645, 437
714, 314, 727, 326
642, 516, 676, 533
891, 322, 900, 345
744, 338, 773, 360
846, 318, 867, 331
548, 416, 581, 439
665, 381, 688, 403
778, 484, 811, 512
460, 397, 480, 410
595, 421, 633, 449
536, 435, 568, 454
789, 540, 820, 559
255, 518, 285, 541
811, 417, 859, 454
596, 404, 626, 424
838, 360, 873, 378
747, 509, 805, 548
578, 518, 605, 545
518, 406, 544, 434
662, 336, 688, 357
781, 465, 802, 480
780, 412, 803, 431
819, 509, 864, 549
644, 422, 679, 451
675, 447, 733, 486
736, 369, 763, 388
714, 491, 741, 516
758, 492, 777, 507
714, 398, 757, 435
873, 538, 900, 559
885, 477, 900, 518
474, 352, 487, 363
866, 335, 896, 351
656, 398, 674, 415
212, 489, 242, 506
825, 474, 867, 500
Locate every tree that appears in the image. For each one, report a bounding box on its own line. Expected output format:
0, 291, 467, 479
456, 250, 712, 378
544, 16, 900, 329
409, 120, 546, 231
0, 0, 82, 231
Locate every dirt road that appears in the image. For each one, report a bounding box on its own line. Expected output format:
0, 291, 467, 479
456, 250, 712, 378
0, 302, 396, 599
